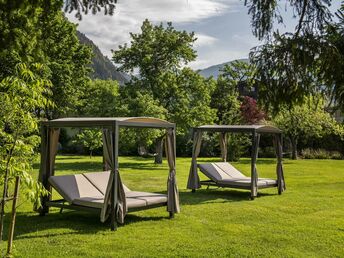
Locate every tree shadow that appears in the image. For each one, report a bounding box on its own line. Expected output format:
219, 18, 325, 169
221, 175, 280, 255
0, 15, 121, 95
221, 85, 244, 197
179, 188, 276, 205
2, 208, 170, 240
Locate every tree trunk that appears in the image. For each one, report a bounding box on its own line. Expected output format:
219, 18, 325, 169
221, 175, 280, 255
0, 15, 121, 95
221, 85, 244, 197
7, 176, 20, 256
291, 137, 298, 160
154, 136, 164, 164
90, 150, 92, 159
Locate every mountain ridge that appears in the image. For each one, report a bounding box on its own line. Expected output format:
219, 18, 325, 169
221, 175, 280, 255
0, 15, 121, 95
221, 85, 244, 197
198, 58, 249, 79
77, 31, 129, 84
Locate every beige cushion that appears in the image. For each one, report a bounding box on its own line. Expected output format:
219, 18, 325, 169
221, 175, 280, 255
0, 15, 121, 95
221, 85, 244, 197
126, 191, 167, 206
214, 162, 245, 178
218, 178, 277, 187
198, 163, 232, 181
83, 171, 131, 194
49, 174, 102, 203
73, 196, 104, 208
72, 196, 150, 209
126, 198, 147, 209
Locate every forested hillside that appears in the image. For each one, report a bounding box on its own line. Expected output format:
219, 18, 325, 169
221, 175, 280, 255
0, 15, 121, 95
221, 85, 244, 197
77, 31, 129, 84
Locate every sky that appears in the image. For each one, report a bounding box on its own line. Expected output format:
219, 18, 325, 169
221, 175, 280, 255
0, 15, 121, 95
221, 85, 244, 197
66, 0, 342, 70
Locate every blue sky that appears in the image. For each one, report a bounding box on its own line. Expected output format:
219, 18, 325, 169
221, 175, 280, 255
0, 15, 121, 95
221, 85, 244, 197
66, 0, 342, 70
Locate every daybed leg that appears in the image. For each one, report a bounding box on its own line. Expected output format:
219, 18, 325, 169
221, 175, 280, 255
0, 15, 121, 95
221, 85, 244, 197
110, 219, 117, 231
169, 212, 174, 219
278, 187, 282, 195
59, 208, 63, 214
191, 189, 196, 193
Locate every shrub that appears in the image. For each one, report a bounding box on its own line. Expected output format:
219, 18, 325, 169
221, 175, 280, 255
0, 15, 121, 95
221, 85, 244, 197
301, 148, 343, 160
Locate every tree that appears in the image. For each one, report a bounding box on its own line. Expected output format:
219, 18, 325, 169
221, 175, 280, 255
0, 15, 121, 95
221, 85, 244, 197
240, 96, 266, 124
40, 11, 93, 119
113, 20, 215, 160
0, 63, 51, 255
78, 79, 120, 117
73, 130, 103, 158
245, 1, 344, 111
273, 96, 344, 159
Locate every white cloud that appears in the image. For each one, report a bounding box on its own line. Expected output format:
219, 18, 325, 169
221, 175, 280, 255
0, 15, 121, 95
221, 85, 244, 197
66, 0, 235, 58
194, 34, 218, 47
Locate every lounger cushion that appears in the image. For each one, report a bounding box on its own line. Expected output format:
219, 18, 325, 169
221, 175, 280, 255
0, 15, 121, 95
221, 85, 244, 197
198, 163, 233, 181
72, 196, 104, 209
214, 162, 245, 178
83, 171, 131, 194
72, 196, 149, 209
218, 178, 277, 187
126, 191, 167, 206
49, 174, 102, 203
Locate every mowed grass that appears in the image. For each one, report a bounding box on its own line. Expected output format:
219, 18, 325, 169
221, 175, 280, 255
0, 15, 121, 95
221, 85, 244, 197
1, 156, 343, 257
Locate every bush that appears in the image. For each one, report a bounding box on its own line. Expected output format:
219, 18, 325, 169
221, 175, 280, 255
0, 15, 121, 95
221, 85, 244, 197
259, 146, 276, 158
301, 148, 343, 160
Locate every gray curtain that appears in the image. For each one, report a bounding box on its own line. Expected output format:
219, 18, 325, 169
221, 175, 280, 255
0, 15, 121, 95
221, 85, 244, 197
187, 131, 203, 189
274, 134, 286, 193
100, 129, 126, 223
36, 127, 60, 211
38, 127, 60, 183
219, 132, 227, 162
251, 133, 260, 198
165, 128, 180, 213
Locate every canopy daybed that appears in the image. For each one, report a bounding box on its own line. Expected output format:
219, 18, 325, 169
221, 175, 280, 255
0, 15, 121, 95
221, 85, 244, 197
36, 117, 179, 231
187, 125, 286, 199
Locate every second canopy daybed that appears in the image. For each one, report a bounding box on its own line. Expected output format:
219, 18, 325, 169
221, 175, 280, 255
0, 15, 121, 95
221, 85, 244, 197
187, 125, 286, 199
36, 117, 180, 231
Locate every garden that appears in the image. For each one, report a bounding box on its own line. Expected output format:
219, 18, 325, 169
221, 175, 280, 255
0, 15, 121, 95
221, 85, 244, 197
0, 156, 343, 257
1, 0, 344, 257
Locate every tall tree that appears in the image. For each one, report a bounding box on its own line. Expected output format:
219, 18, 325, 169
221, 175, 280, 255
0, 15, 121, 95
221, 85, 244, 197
113, 20, 215, 159
273, 96, 344, 159
245, 0, 344, 111
0, 64, 51, 255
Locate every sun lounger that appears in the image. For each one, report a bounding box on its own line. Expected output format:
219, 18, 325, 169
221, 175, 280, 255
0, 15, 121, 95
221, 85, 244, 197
48, 171, 168, 211
198, 162, 277, 189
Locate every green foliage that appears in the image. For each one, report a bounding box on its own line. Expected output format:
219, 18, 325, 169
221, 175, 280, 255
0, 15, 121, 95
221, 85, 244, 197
0, 63, 51, 206
113, 20, 215, 154
211, 61, 253, 125
246, 1, 344, 111
73, 130, 102, 158
78, 79, 120, 117
114, 19, 196, 80
40, 11, 93, 118
273, 96, 344, 159
301, 148, 343, 160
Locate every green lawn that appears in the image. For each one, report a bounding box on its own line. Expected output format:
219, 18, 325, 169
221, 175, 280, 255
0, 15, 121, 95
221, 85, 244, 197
1, 156, 344, 257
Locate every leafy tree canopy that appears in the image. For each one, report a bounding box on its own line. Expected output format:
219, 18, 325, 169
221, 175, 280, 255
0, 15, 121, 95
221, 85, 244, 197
273, 96, 344, 159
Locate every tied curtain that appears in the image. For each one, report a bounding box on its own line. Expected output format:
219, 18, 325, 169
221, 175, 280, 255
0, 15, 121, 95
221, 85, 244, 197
187, 131, 203, 189
37, 127, 60, 211
100, 129, 126, 224
165, 128, 180, 213
251, 133, 260, 198
274, 134, 286, 193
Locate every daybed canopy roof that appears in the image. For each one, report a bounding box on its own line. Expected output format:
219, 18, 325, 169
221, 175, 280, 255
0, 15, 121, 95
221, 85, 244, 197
41, 117, 174, 128
194, 125, 282, 134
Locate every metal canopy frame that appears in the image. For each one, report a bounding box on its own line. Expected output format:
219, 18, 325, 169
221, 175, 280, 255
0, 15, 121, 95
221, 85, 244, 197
37, 117, 178, 231
188, 124, 286, 199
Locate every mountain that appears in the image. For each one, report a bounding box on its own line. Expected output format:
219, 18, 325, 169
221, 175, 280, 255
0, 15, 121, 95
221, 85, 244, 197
198, 58, 249, 79
77, 31, 129, 84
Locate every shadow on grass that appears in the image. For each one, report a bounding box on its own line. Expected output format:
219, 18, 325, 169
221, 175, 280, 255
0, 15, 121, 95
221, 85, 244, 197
3, 209, 170, 240
179, 188, 275, 205
198, 158, 293, 165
